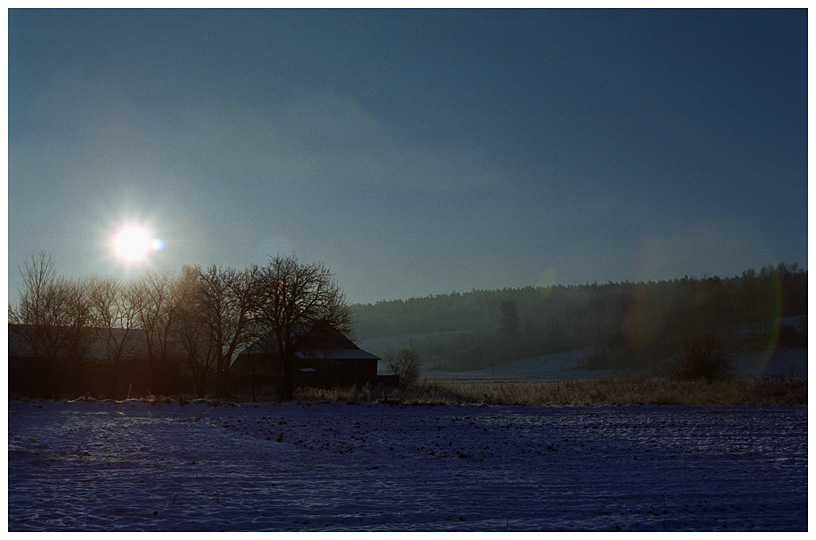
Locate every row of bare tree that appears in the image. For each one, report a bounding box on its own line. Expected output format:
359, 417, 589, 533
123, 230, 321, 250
9, 251, 352, 400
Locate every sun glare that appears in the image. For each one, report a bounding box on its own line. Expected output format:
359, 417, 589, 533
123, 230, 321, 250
112, 225, 162, 263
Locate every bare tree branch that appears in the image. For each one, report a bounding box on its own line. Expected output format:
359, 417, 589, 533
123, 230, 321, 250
254, 254, 353, 400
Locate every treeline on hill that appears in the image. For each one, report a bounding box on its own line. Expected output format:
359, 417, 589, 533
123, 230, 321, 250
351, 264, 807, 373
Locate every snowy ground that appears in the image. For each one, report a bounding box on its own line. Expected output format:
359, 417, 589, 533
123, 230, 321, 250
423, 347, 617, 383
424, 346, 808, 384
7, 399, 808, 531
369, 316, 809, 383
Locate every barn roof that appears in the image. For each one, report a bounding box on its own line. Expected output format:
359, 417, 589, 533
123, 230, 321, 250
238, 321, 379, 361
295, 348, 379, 361
8, 324, 151, 360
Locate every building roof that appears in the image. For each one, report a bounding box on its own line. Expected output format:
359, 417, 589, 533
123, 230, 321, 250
238, 321, 379, 362
295, 348, 379, 361
8, 324, 151, 360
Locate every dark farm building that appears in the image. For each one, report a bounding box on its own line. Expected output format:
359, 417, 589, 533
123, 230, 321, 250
7, 324, 185, 398
232, 321, 383, 395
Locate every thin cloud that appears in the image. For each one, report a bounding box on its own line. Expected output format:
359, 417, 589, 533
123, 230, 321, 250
19, 71, 513, 194
172, 93, 512, 194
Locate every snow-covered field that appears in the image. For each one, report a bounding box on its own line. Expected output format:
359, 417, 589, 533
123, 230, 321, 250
424, 346, 808, 384
7, 399, 807, 531
369, 316, 809, 383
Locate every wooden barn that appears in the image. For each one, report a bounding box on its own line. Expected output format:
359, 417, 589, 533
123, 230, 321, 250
232, 321, 382, 394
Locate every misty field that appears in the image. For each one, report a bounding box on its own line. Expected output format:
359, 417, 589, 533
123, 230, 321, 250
8, 399, 807, 531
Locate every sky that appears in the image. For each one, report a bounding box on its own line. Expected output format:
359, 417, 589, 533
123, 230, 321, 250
7, 8, 809, 305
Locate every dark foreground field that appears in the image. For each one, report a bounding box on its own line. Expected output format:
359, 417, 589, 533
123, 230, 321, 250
7, 400, 807, 531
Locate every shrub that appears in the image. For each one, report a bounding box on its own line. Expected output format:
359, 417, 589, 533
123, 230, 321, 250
663, 334, 736, 382
383, 348, 423, 387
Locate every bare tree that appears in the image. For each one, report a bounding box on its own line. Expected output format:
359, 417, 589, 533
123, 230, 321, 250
663, 333, 737, 383
254, 254, 353, 400
132, 270, 181, 395
88, 277, 139, 398
195, 264, 259, 399
60, 278, 97, 396
9, 252, 78, 397
174, 265, 218, 398
383, 348, 423, 387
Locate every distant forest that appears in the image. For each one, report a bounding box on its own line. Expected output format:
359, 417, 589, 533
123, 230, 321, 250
351, 264, 807, 373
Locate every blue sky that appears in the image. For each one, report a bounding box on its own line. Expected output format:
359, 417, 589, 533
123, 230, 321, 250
7, 9, 808, 305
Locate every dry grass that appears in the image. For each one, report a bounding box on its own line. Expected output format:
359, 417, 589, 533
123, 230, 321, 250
293, 377, 807, 407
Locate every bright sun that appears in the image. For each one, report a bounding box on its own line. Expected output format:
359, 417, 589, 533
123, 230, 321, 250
112, 225, 162, 263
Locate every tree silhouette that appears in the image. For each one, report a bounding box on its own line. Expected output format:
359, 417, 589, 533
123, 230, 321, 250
383, 348, 422, 387
88, 277, 139, 398
194, 265, 259, 399
9, 252, 92, 398
254, 254, 353, 400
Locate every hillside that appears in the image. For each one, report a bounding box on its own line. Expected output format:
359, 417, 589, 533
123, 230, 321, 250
351, 264, 807, 373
